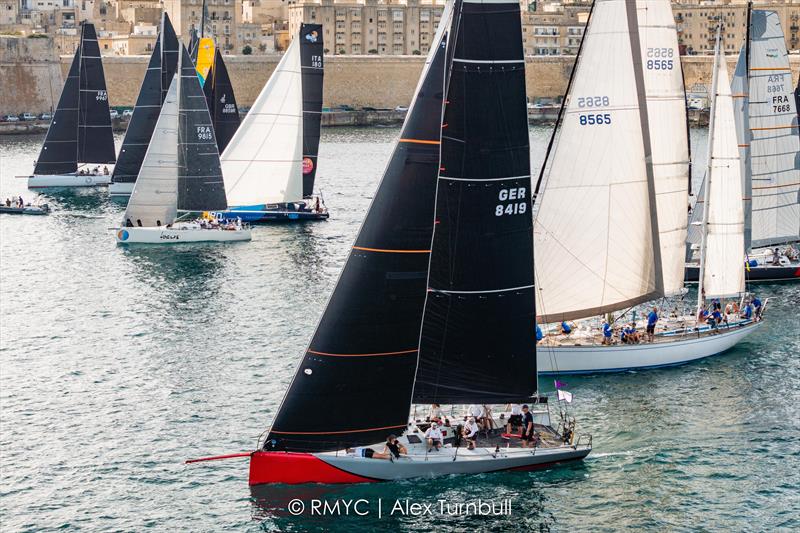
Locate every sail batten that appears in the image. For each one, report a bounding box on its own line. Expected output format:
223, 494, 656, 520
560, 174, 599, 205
533, 0, 662, 323
264, 6, 453, 453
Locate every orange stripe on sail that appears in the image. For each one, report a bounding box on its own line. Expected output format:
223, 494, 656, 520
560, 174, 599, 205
307, 348, 418, 357
399, 138, 440, 145
738, 144, 750, 147
750, 125, 798, 131
270, 424, 407, 435
353, 246, 430, 253
750, 67, 791, 71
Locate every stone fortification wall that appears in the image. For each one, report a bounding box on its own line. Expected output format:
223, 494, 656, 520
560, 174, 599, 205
0, 36, 63, 115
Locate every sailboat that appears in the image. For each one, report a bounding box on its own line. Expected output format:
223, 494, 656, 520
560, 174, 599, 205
113, 44, 250, 244
109, 13, 179, 200
203, 48, 241, 154
216, 24, 328, 222
532, 2, 763, 375
189, 0, 591, 485
686, 7, 800, 282
22, 22, 116, 189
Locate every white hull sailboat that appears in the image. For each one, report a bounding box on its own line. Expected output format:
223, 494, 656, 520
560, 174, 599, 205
20, 23, 116, 189
532, 1, 761, 374
112, 44, 250, 245
537, 319, 763, 374
115, 221, 251, 244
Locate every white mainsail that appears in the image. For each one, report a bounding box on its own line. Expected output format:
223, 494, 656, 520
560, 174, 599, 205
221, 39, 303, 206
747, 10, 800, 248
704, 49, 745, 299
534, 0, 661, 322
637, 0, 690, 296
123, 75, 179, 227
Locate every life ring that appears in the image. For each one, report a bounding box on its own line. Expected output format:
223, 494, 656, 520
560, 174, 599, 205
85, 176, 92, 185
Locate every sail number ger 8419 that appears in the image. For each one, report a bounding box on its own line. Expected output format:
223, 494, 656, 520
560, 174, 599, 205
495, 187, 528, 217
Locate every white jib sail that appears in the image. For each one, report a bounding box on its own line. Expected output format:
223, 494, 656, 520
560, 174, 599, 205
534, 0, 661, 323
704, 52, 745, 299
747, 10, 800, 247
221, 38, 303, 206
637, 0, 690, 296
123, 74, 179, 227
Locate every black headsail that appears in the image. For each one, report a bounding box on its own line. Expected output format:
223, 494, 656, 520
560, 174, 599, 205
413, 0, 535, 405
299, 23, 324, 198
203, 49, 241, 154
176, 45, 227, 212
34, 43, 80, 175
77, 22, 115, 165
264, 7, 453, 453
112, 13, 179, 185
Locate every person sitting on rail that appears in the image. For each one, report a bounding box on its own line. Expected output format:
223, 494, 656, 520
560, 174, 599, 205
463, 418, 479, 450
560, 321, 573, 336
506, 403, 523, 435
378, 435, 407, 460
742, 302, 753, 320
536, 324, 543, 343
425, 422, 443, 452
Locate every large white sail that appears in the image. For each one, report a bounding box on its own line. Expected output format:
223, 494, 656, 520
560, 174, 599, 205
637, 0, 690, 296
704, 52, 745, 299
747, 10, 800, 247
123, 75, 179, 227
534, 0, 661, 322
221, 39, 303, 206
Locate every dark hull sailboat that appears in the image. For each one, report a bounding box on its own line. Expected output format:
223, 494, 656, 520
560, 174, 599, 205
109, 13, 179, 199
190, 0, 590, 485
24, 22, 116, 189
203, 49, 241, 154
218, 23, 328, 223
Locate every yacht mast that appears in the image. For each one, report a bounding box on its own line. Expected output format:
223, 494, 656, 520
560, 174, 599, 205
697, 22, 722, 313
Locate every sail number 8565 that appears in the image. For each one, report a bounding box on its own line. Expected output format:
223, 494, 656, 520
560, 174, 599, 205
495, 187, 528, 217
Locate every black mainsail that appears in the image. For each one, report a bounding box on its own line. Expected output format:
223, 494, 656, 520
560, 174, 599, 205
177, 46, 227, 212
299, 23, 324, 198
413, 0, 535, 404
34, 22, 115, 174
264, 9, 452, 453
203, 49, 241, 154
111, 13, 179, 185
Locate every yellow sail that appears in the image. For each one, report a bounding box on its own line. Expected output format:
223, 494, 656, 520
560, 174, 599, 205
196, 38, 215, 85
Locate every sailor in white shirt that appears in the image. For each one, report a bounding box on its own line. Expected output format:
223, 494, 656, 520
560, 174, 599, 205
506, 403, 523, 434
424, 422, 444, 451
463, 417, 479, 450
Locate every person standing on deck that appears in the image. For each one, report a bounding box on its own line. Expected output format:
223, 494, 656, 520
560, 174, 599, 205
646, 307, 658, 343
602, 320, 613, 345
520, 405, 535, 448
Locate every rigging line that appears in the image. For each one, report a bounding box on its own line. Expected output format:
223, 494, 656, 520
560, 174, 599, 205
532, 0, 596, 206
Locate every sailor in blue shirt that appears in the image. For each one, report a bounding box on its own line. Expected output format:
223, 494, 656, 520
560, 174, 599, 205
743, 303, 753, 319
711, 309, 723, 329
560, 321, 572, 335
646, 307, 658, 342
602, 321, 612, 345
752, 296, 762, 318
536, 325, 543, 343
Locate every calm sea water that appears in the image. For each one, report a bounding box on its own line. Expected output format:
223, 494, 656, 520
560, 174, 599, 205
1, 128, 798, 532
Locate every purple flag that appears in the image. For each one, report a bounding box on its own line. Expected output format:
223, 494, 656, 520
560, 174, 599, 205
554, 380, 567, 389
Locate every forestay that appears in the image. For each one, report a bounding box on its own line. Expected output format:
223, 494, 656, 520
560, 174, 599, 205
264, 4, 453, 453
533, 0, 662, 323
748, 10, 800, 247
124, 76, 179, 227
222, 38, 303, 206
637, 0, 690, 297
704, 51, 745, 298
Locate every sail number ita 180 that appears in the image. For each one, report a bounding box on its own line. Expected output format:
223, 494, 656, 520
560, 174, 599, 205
495, 187, 528, 217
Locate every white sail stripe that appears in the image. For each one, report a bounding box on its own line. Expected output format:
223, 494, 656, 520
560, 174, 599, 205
429, 284, 534, 295
439, 175, 530, 182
